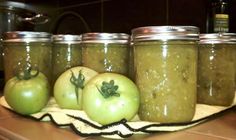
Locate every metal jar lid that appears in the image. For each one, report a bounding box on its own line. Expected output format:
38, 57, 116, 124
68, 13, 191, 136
200, 33, 236, 44
52, 34, 81, 44
81, 33, 130, 44
3, 31, 52, 42
131, 26, 199, 41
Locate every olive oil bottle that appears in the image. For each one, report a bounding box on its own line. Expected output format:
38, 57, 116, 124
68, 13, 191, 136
206, 0, 229, 33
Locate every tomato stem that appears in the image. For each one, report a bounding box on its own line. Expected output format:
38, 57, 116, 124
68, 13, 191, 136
15, 63, 39, 80
70, 70, 85, 104
97, 80, 120, 98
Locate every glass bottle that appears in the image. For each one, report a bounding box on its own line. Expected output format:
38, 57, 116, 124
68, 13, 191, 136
206, 0, 229, 33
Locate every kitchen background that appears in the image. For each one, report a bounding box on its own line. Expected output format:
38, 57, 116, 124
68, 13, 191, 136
1, 0, 236, 34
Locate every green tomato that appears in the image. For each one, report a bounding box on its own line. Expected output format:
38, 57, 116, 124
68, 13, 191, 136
4, 72, 50, 115
82, 73, 140, 125
53, 66, 98, 110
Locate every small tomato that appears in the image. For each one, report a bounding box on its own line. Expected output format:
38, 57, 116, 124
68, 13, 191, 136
4, 68, 50, 115
53, 66, 98, 110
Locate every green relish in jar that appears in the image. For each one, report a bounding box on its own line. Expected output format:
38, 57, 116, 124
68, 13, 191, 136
132, 26, 199, 123
81, 33, 130, 76
198, 33, 236, 106
2, 31, 52, 84
52, 34, 82, 85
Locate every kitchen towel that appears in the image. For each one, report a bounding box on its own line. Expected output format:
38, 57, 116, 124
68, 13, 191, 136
0, 96, 236, 139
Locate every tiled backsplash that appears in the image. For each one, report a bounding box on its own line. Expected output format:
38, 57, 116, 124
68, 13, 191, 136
11, 0, 236, 34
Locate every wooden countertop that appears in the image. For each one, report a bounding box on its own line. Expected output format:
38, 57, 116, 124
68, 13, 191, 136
0, 98, 236, 140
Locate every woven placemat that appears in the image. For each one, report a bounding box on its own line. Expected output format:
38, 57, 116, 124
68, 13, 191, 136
1, 95, 235, 139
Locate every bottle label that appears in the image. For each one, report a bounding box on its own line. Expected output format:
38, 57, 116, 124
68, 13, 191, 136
214, 14, 229, 32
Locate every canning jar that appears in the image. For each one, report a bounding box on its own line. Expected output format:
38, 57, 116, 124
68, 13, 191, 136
198, 33, 236, 106
52, 34, 82, 84
132, 26, 199, 123
129, 41, 135, 81
81, 33, 130, 76
2, 31, 52, 84
0, 40, 4, 90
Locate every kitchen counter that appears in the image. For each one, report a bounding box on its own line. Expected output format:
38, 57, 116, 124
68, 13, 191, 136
0, 99, 236, 140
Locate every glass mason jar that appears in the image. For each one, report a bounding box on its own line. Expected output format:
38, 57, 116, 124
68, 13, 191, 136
197, 33, 236, 106
2, 31, 52, 84
0, 39, 4, 90
129, 41, 135, 81
81, 33, 130, 76
132, 26, 199, 123
52, 34, 82, 85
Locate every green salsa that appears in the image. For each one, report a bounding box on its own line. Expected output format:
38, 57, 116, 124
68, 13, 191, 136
197, 44, 235, 106
3, 42, 52, 83
52, 35, 82, 85
81, 33, 130, 76
132, 26, 199, 123
3, 31, 52, 89
134, 41, 197, 123
82, 43, 129, 75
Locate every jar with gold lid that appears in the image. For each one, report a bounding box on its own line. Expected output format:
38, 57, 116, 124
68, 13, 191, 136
131, 26, 199, 123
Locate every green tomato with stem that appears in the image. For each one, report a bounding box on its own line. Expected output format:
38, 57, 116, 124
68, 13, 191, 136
53, 66, 98, 110
4, 65, 50, 115
82, 73, 140, 125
